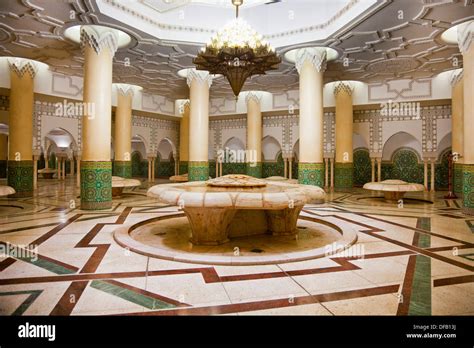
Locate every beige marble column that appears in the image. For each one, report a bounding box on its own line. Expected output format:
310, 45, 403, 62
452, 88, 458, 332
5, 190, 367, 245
450, 70, 464, 195
57, 157, 61, 180
330, 157, 334, 188
371, 158, 375, 182
7, 59, 37, 197
334, 82, 354, 189
76, 153, 81, 187
430, 158, 435, 192
324, 157, 329, 187
147, 157, 152, 182
289, 157, 293, 180
423, 159, 428, 191
295, 48, 326, 186
113, 84, 138, 179
245, 92, 263, 178
187, 69, 212, 181
377, 158, 382, 182
459, 21, 474, 214
33, 151, 40, 190
283, 157, 287, 178
179, 100, 190, 175
80, 25, 118, 210
70, 155, 75, 176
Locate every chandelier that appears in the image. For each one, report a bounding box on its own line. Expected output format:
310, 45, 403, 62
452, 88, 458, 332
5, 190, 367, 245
193, 0, 280, 97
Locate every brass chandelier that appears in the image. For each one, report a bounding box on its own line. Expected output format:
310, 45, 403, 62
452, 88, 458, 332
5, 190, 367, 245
193, 0, 281, 97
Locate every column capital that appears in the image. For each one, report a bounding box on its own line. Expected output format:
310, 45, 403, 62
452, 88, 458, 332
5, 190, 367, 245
8, 58, 38, 79
80, 25, 120, 56
114, 83, 140, 97
295, 47, 327, 74
450, 69, 463, 87
245, 91, 263, 105
458, 20, 474, 54
177, 99, 190, 115
186, 69, 212, 88
334, 81, 354, 97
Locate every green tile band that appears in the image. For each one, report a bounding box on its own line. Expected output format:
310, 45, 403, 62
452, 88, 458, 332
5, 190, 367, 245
80, 161, 112, 210
179, 161, 188, 176
298, 162, 324, 186
462, 164, 474, 215
335, 162, 353, 189
454, 162, 463, 195
246, 162, 262, 178
7, 160, 33, 197
188, 161, 209, 182
113, 160, 132, 178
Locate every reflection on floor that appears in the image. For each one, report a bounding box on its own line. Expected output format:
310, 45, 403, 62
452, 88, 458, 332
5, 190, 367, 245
0, 177, 473, 315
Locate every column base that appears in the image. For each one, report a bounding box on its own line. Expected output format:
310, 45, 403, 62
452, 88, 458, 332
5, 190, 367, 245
334, 162, 353, 189
113, 160, 132, 178
179, 161, 189, 175
188, 161, 209, 182
7, 160, 33, 197
80, 161, 112, 210
298, 162, 324, 186
246, 162, 262, 178
462, 164, 474, 216
454, 163, 463, 195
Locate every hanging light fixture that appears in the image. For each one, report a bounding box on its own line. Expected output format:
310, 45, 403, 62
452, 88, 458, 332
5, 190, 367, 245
193, 0, 280, 97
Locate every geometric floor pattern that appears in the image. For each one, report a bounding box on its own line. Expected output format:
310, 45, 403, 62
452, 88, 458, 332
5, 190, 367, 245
0, 177, 473, 315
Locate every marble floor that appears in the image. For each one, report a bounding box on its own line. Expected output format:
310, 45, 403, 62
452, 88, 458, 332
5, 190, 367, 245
0, 176, 473, 316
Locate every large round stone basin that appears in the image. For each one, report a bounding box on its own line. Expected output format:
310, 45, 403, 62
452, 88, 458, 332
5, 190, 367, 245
147, 175, 325, 245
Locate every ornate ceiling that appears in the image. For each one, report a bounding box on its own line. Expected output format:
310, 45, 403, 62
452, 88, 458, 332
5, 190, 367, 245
0, 0, 473, 100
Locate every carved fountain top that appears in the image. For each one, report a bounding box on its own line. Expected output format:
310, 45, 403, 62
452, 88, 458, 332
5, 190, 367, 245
207, 174, 267, 188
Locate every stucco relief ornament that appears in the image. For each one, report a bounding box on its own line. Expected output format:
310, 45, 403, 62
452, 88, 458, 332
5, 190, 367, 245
334, 82, 354, 97
8, 58, 38, 79
186, 69, 213, 88
80, 25, 120, 55
245, 91, 263, 105
457, 20, 474, 54
295, 47, 327, 74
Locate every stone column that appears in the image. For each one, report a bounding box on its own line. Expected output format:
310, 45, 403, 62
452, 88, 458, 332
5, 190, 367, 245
113, 84, 136, 178
7, 59, 37, 197
80, 26, 118, 210
423, 159, 428, 191
152, 157, 156, 181
62, 157, 66, 180
245, 92, 263, 177
330, 157, 334, 188
56, 157, 61, 180
0, 134, 7, 178
70, 155, 75, 176
283, 156, 287, 178
76, 153, 81, 187
324, 157, 329, 187
33, 150, 40, 190
371, 158, 375, 182
430, 158, 436, 192
334, 82, 354, 189
295, 48, 326, 186
179, 100, 190, 175
289, 157, 293, 179
147, 157, 152, 182
459, 21, 474, 214
377, 158, 382, 182
187, 70, 212, 181
449, 70, 463, 195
